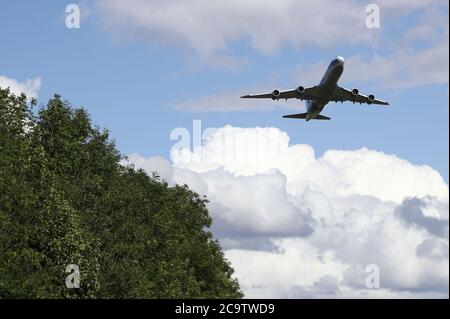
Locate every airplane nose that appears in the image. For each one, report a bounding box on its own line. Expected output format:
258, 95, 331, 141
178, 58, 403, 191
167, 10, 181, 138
336, 56, 345, 64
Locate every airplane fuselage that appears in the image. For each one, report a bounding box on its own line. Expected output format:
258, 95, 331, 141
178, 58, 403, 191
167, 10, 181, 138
305, 56, 344, 120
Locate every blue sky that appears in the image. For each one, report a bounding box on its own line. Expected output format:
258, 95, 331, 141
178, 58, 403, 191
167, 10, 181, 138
0, 0, 448, 180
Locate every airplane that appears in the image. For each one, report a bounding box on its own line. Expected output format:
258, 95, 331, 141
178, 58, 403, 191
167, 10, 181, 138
240, 56, 389, 121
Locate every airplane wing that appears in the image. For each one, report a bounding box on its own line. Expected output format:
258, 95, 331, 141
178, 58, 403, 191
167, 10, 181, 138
331, 86, 389, 105
241, 85, 321, 101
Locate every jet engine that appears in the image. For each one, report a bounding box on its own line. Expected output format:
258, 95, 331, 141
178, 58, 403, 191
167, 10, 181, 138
352, 89, 359, 95
272, 90, 281, 100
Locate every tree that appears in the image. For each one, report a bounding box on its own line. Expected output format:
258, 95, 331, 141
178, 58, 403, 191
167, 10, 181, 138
0, 88, 242, 298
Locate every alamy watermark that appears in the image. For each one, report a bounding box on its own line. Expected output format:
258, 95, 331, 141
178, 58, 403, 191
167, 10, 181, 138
365, 264, 380, 289
365, 4, 380, 29
65, 4, 80, 29
65, 264, 80, 289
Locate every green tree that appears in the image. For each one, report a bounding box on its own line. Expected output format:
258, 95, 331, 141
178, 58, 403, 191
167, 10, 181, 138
0, 89, 100, 298
0, 88, 242, 298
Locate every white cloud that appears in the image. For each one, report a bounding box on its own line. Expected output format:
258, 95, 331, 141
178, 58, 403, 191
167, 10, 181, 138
0, 75, 42, 98
94, 0, 447, 58
172, 126, 448, 202
125, 126, 449, 298
126, 153, 174, 181
94, 0, 375, 62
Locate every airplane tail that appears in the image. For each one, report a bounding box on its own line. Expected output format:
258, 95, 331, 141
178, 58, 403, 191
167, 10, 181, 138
283, 113, 331, 120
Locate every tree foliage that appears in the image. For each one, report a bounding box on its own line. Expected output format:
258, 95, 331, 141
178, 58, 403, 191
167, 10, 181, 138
0, 88, 242, 298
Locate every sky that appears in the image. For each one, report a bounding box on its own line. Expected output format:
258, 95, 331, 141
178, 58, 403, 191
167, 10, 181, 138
1, 0, 449, 298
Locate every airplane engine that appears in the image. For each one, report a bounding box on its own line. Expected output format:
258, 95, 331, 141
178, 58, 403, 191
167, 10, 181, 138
272, 90, 281, 100
352, 89, 359, 95
368, 94, 375, 101
297, 86, 305, 94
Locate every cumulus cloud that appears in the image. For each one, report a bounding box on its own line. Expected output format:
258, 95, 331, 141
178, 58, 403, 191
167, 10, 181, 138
124, 126, 449, 298
0, 75, 42, 98
397, 197, 449, 238
126, 153, 174, 181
